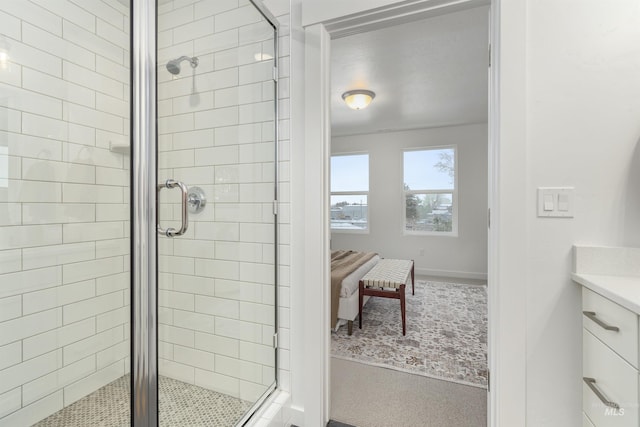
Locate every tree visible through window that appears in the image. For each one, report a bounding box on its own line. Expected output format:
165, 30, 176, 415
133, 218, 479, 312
403, 147, 457, 234
330, 153, 369, 232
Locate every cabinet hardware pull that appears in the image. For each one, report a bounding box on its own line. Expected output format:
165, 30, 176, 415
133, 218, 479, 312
582, 311, 620, 332
583, 377, 620, 409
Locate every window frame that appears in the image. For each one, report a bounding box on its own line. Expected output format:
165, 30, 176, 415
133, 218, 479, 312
402, 145, 458, 237
330, 152, 370, 234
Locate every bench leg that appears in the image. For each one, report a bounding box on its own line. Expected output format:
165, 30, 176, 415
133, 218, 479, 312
348, 320, 353, 336
411, 260, 415, 295
400, 284, 406, 335
358, 280, 364, 329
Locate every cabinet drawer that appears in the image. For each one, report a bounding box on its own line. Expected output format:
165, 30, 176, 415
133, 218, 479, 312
582, 288, 638, 367
583, 329, 638, 427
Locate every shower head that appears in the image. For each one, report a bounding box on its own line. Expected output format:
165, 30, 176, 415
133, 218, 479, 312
166, 56, 198, 75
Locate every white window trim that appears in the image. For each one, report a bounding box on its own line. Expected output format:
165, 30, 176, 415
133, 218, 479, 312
402, 145, 458, 237
330, 152, 370, 234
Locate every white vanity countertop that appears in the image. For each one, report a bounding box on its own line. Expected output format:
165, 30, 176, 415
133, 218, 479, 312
572, 273, 640, 315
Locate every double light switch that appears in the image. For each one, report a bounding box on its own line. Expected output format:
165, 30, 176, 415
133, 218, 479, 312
537, 187, 574, 218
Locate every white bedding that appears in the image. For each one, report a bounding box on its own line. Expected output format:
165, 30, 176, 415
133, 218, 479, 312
339, 254, 380, 298
333, 252, 380, 332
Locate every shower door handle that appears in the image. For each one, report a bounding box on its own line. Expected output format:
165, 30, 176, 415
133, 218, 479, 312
157, 179, 189, 237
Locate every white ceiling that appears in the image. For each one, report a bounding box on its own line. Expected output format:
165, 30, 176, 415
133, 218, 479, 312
331, 5, 489, 136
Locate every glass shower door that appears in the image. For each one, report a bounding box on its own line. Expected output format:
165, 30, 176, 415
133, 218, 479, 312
155, 1, 278, 425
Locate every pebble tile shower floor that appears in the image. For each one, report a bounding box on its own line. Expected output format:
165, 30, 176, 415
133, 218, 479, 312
33, 375, 252, 426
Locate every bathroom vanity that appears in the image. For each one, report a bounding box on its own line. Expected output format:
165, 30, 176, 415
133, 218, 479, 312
573, 246, 640, 427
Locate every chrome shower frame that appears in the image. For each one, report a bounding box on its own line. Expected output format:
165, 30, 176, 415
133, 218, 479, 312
131, 0, 157, 425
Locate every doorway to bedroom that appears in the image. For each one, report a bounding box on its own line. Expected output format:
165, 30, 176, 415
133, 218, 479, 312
328, 5, 489, 426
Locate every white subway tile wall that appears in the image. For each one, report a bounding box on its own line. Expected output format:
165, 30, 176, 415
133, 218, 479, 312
156, 0, 289, 406
0, 0, 131, 425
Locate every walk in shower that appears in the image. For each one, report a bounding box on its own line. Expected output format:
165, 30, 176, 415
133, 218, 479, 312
0, 0, 278, 425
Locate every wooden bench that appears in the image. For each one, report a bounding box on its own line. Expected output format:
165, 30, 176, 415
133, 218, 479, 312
358, 259, 415, 336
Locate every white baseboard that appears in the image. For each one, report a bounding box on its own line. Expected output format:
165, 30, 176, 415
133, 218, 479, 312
416, 267, 487, 281
289, 405, 304, 426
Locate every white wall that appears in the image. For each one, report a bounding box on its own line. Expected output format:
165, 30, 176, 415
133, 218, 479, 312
522, 1, 640, 425
331, 124, 488, 278
0, 1, 130, 425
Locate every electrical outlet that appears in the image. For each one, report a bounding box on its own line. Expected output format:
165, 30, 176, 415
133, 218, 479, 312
419, 248, 424, 256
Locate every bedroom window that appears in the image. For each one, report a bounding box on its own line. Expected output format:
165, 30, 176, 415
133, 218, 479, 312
403, 146, 457, 236
330, 153, 369, 232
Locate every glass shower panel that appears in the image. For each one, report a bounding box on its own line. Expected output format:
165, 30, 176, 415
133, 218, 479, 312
157, 0, 277, 425
0, 1, 131, 426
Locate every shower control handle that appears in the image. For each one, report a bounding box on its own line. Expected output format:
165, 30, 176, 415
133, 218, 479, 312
157, 179, 189, 237
187, 187, 206, 214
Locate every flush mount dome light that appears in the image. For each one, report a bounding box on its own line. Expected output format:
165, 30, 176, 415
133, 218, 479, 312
342, 89, 375, 110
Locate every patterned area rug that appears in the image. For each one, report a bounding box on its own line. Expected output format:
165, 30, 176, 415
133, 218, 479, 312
331, 280, 488, 388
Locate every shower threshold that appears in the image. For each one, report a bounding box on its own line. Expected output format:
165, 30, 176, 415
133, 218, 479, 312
33, 375, 253, 426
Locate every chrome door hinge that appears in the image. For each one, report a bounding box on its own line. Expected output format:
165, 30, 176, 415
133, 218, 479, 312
488, 44, 491, 68
488, 208, 491, 229
273, 333, 278, 349
487, 369, 490, 392
273, 200, 278, 216
273, 67, 278, 83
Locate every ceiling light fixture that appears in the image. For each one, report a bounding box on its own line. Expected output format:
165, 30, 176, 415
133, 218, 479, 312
342, 89, 375, 110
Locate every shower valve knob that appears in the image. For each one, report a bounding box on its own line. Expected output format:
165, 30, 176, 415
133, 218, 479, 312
187, 187, 206, 214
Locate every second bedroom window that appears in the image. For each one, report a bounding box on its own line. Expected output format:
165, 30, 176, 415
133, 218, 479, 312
330, 153, 369, 233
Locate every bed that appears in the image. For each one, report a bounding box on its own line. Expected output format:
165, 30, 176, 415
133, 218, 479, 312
331, 250, 380, 334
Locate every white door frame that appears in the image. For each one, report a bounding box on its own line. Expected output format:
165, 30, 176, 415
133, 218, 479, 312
299, 1, 528, 425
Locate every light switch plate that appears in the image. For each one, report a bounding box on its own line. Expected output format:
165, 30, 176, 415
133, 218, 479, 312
537, 187, 574, 218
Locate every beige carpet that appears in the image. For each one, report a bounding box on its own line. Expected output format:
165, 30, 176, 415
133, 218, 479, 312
331, 358, 487, 427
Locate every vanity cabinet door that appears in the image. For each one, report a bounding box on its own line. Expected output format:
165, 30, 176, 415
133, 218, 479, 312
582, 288, 638, 368
583, 329, 638, 427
